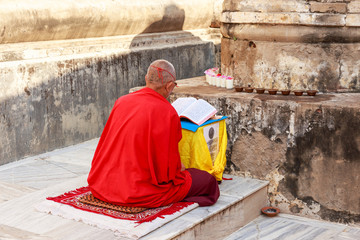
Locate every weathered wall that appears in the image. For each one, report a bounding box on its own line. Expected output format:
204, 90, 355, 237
221, 0, 360, 92
171, 77, 360, 225
0, 0, 222, 165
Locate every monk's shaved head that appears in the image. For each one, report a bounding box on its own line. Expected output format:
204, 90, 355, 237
146, 59, 176, 87
145, 59, 177, 98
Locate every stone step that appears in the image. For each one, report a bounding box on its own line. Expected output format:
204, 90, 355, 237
141, 175, 269, 240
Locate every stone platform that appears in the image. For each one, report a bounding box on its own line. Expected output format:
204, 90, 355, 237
171, 76, 360, 225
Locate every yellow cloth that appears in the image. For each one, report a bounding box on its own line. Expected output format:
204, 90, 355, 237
179, 120, 227, 181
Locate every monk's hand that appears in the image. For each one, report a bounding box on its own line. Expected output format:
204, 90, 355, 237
181, 162, 186, 171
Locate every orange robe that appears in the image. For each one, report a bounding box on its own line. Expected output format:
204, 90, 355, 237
87, 87, 192, 207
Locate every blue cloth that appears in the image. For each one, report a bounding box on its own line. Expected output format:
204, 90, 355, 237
181, 116, 228, 132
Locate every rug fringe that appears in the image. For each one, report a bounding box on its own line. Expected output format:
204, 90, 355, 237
47, 186, 90, 202
135, 202, 195, 224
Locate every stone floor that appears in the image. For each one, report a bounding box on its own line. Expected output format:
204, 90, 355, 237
225, 214, 360, 240
0, 138, 359, 239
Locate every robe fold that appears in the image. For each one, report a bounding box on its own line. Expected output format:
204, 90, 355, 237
87, 87, 192, 208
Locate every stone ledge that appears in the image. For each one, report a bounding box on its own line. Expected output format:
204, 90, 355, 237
0, 29, 221, 62
221, 24, 360, 43
173, 77, 360, 109
221, 12, 359, 27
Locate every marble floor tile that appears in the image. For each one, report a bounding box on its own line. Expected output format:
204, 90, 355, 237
0, 181, 35, 203
40, 154, 92, 168
54, 147, 95, 162
0, 176, 88, 235
0, 224, 52, 240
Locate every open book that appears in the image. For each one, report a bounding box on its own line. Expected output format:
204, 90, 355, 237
172, 97, 217, 125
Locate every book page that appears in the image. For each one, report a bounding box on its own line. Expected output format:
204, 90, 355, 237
180, 99, 217, 125
171, 97, 197, 116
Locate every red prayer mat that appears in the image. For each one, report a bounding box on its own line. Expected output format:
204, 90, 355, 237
47, 186, 194, 224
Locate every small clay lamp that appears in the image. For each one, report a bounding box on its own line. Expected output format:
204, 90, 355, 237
307, 90, 317, 96
235, 86, 243, 92
268, 89, 278, 95
255, 88, 265, 94
294, 90, 304, 96
281, 90, 290, 95
245, 87, 254, 93
261, 206, 280, 217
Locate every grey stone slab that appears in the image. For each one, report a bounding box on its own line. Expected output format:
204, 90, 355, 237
225, 214, 360, 240
220, 174, 269, 199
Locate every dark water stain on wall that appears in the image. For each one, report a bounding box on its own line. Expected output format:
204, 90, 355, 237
280, 107, 360, 223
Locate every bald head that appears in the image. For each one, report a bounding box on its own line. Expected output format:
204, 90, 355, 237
146, 59, 176, 88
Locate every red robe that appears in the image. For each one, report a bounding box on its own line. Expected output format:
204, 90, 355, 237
87, 87, 192, 207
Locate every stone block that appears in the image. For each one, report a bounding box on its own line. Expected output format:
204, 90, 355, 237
310, 2, 347, 13
346, 14, 360, 26
221, 37, 360, 92
348, 1, 360, 13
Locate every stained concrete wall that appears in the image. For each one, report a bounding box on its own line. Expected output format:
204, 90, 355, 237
171, 77, 360, 225
0, 1, 222, 165
221, 0, 360, 92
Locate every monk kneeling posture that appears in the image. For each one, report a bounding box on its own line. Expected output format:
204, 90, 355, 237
87, 59, 220, 208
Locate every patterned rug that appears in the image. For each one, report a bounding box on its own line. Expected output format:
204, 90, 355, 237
36, 186, 198, 239
45, 186, 194, 224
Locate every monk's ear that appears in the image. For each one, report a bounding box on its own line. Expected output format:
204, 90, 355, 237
164, 81, 172, 92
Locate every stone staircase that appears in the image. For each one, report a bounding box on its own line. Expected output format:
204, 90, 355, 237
142, 175, 268, 240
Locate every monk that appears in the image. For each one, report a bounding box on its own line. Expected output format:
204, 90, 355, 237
87, 59, 219, 208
